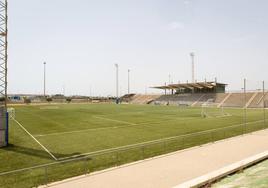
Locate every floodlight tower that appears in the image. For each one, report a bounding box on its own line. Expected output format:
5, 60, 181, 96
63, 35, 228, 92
190, 52, 195, 83
127, 69, 130, 94
43, 62, 46, 97
115, 64, 119, 98
0, 0, 8, 108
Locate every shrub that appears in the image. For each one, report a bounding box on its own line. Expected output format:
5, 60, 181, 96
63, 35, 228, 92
46, 98, 53, 103
24, 98, 31, 104
66, 98, 72, 103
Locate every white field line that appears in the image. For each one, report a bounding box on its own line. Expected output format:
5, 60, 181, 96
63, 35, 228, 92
12, 118, 58, 161
34, 116, 199, 138
206, 114, 232, 119
35, 108, 236, 138
35, 116, 139, 137
93, 116, 137, 125
57, 119, 265, 161
1, 128, 267, 178
34, 126, 121, 137
24, 106, 218, 138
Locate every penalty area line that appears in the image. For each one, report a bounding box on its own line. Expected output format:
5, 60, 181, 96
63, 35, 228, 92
94, 116, 137, 125
34, 117, 208, 138
12, 118, 58, 161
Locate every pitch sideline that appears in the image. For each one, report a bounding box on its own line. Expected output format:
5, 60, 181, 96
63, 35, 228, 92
12, 118, 58, 161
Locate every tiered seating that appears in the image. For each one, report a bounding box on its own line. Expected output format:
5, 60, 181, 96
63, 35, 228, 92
130, 95, 143, 104
214, 93, 229, 103
154, 94, 204, 106
248, 92, 268, 108
120, 94, 136, 103
128, 92, 267, 108
130, 95, 160, 104
222, 93, 254, 108
193, 94, 217, 106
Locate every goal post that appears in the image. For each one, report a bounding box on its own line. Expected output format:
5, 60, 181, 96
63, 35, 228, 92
201, 99, 229, 118
178, 101, 190, 109
7, 108, 15, 119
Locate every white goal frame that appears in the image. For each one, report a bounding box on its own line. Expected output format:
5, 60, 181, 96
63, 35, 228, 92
201, 99, 229, 118
7, 108, 15, 119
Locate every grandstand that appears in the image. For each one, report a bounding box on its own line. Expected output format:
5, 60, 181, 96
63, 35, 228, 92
128, 94, 161, 104
122, 81, 268, 108
153, 81, 227, 94
128, 92, 267, 108
9, 81, 267, 109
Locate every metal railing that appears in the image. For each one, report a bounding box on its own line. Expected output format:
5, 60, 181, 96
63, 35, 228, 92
0, 119, 267, 188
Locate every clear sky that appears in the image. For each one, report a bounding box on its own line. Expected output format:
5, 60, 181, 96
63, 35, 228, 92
8, 0, 268, 96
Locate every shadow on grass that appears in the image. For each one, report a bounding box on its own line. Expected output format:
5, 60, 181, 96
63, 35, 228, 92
2, 144, 83, 160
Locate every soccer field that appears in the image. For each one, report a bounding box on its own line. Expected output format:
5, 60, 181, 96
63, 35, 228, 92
0, 103, 267, 187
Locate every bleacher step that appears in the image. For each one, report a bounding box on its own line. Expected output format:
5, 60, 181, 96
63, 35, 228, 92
245, 92, 258, 108
217, 93, 232, 108
191, 95, 205, 107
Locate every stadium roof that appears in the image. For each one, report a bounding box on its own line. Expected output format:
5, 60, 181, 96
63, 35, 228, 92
152, 81, 227, 90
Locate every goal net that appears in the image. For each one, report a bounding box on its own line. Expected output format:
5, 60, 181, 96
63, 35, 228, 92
178, 101, 190, 109
201, 99, 229, 118
7, 108, 15, 119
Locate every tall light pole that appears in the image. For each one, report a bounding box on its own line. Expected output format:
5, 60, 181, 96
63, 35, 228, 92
128, 69, 130, 94
168, 74, 172, 94
43, 62, 46, 97
263, 81, 266, 126
115, 64, 119, 98
243, 78, 247, 134
190, 52, 195, 83
63, 84, 65, 96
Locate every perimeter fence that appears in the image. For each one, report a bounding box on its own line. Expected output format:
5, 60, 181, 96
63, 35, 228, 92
0, 79, 268, 188
0, 119, 267, 188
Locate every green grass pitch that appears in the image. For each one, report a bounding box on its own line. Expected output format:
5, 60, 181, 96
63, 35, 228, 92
0, 103, 267, 187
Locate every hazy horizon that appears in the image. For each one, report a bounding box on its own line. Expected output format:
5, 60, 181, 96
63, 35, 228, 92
8, 0, 268, 96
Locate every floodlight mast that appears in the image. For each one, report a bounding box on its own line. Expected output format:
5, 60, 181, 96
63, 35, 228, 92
128, 69, 130, 94
190, 52, 195, 83
0, 0, 8, 108
115, 64, 119, 98
43, 62, 46, 97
